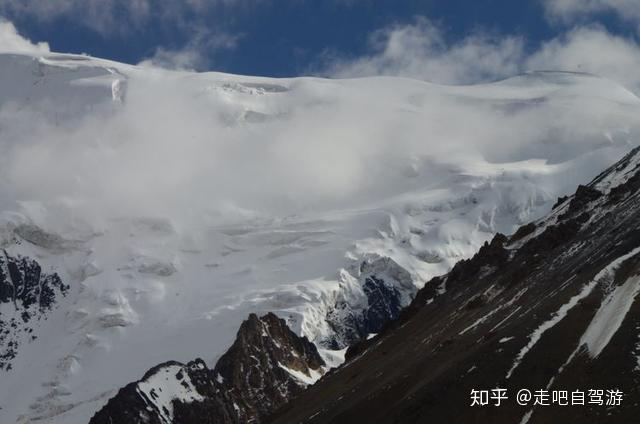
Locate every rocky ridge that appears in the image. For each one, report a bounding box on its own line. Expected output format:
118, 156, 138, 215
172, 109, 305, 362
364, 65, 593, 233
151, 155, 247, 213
89, 313, 325, 424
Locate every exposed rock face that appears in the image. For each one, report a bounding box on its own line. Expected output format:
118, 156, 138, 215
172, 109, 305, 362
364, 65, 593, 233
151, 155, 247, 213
90, 313, 325, 424
271, 147, 640, 424
0, 250, 68, 371
324, 256, 416, 349
214, 313, 325, 420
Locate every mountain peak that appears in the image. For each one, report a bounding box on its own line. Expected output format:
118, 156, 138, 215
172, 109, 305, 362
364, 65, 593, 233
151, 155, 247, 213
90, 313, 325, 424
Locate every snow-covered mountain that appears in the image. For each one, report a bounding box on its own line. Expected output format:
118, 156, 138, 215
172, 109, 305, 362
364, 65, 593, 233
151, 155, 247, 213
1, 51, 640, 423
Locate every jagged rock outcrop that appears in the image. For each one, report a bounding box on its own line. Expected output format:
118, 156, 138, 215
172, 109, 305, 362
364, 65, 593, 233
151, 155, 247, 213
214, 313, 325, 420
0, 250, 68, 371
90, 313, 325, 424
272, 147, 640, 424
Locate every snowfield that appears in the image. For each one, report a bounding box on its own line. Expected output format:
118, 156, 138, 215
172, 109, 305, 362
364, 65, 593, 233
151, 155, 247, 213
1, 52, 640, 423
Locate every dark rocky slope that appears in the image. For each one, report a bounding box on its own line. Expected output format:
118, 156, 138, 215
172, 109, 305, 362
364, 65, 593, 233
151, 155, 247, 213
0, 250, 68, 371
271, 146, 640, 424
90, 313, 325, 424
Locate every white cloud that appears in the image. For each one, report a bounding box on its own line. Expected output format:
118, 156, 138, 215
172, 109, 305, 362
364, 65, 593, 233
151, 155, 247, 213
319, 18, 640, 95
138, 46, 207, 71
0, 19, 49, 54
0, 0, 152, 35
322, 18, 526, 85
2, 48, 639, 236
0, 1, 247, 71
543, 0, 640, 27
527, 26, 640, 92
1, 16, 640, 244
138, 29, 241, 71
0, 0, 260, 36
1, 15, 640, 229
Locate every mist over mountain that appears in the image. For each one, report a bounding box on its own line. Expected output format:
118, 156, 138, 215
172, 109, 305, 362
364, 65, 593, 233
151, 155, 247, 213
0, 41, 640, 424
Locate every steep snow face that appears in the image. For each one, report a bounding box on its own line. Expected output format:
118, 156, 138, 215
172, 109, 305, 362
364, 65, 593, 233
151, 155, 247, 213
1, 53, 640, 423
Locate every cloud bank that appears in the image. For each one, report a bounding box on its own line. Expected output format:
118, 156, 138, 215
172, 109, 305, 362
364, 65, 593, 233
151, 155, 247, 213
543, 0, 640, 28
0, 0, 255, 36
1, 50, 639, 238
1, 13, 640, 234
526, 26, 640, 92
318, 18, 640, 94
0, 0, 249, 71
138, 28, 242, 71
322, 18, 525, 85
0, 19, 48, 54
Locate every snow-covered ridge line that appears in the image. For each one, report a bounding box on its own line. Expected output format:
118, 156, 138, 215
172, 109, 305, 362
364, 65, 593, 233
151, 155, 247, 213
591, 146, 640, 193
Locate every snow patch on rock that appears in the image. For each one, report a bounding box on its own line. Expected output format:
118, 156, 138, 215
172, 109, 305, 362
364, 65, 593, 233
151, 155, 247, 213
137, 364, 205, 423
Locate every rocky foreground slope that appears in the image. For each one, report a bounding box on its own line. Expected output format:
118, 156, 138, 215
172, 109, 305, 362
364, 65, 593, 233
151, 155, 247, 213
271, 149, 640, 423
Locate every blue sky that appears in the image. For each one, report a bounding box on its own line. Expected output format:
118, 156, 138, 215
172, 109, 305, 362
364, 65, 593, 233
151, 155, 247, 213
1, 0, 640, 83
